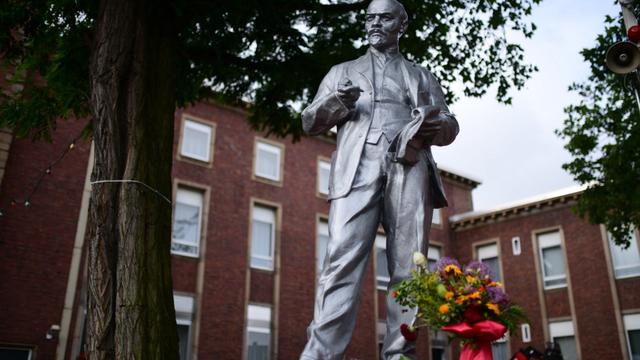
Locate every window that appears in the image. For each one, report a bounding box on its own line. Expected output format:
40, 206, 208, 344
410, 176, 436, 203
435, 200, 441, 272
478, 243, 501, 281
624, 314, 640, 360
537, 231, 567, 289
430, 330, 448, 360
251, 205, 276, 270
427, 245, 441, 271
492, 337, 508, 360
0, 346, 32, 360
172, 187, 204, 257
254, 140, 283, 182
549, 321, 578, 360
174, 294, 194, 360
375, 234, 390, 290
246, 305, 271, 360
609, 230, 640, 279
317, 159, 330, 196
377, 321, 386, 355
180, 118, 213, 162
432, 208, 442, 225
316, 219, 329, 277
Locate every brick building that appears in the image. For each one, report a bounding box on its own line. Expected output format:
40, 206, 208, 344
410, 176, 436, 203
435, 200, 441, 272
1, 101, 639, 360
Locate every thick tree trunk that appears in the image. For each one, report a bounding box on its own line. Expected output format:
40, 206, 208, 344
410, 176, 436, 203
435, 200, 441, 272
86, 0, 179, 358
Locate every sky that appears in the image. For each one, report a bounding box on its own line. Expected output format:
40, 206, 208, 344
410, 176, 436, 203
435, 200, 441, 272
431, 0, 620, 211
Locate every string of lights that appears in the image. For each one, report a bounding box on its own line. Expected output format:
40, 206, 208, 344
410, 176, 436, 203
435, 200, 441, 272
0, 133, 83, 217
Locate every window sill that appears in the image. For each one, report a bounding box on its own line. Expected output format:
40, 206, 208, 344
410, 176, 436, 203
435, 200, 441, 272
614, 273, 640, 280
176, 154, 213, 168
171, 251, 200, 259
543, 284, 568, 291
250, 265, 275, 273
252, 175, 283, 187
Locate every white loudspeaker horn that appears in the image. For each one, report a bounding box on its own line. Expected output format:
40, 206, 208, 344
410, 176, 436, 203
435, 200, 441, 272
606, 41, 640, 74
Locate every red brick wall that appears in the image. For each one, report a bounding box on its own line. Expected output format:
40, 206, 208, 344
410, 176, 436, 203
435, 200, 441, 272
453, 205, 634, 359
0, 118, 91, 357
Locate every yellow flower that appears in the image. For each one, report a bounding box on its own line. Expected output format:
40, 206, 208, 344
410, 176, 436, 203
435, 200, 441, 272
444, 291, 454, 300
488, 281, 503, 288
444, 264, 463, 276
466, 275, 476, 284
439, 304, 450, 314
487, 303, 501, 315
468, 292, 481, 300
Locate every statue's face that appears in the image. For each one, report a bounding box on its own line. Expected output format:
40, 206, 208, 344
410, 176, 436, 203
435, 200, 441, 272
365, 0, 405, 50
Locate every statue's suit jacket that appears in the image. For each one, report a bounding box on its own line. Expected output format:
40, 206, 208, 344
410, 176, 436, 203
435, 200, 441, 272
301, 50, 459, 208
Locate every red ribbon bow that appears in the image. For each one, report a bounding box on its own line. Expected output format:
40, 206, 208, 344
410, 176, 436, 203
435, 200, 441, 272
442, 320, 506, 360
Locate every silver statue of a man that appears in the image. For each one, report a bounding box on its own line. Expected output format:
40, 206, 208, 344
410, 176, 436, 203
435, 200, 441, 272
300, 0, 458, 359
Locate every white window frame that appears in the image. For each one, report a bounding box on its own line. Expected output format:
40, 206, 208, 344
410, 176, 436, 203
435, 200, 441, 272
549, 320, 575, 339
171, 187, 204, 257
491, 333, 509, 360
250, 205, 276, 271
317, 159, 331, 196
608, 230, 640, 279
549, 320, 577, 359
432, 208, 442, 225
180, 118, 213, 162
428, 245, 441, 271
477, 243, 501, 280
537, 231, 567, 290
624, 313, 640, 360
174, 294, 194, 360
316, 219, 329, 278
254, 140, 283, 182
375, 234, 390, 290
377, 321, 387, 347
246, 304, 272, 360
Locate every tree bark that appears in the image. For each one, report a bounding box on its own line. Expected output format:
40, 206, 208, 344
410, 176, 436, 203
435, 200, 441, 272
86, 0, 179, 358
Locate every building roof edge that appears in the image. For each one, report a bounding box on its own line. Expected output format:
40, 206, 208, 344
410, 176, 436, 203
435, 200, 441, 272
450, 184, 587, 228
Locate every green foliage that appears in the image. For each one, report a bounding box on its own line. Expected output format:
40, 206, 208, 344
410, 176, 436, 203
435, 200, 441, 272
1, 0, 541, 140
557, 2, 640, 248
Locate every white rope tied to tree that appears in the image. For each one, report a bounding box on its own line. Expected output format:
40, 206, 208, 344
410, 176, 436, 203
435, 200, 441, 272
90, 180, 172, 204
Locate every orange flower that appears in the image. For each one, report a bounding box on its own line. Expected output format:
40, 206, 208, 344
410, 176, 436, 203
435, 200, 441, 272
391, 290, 398, 299
455, 296, 466, 304
439, 304, 450, 314
487, 303, 501, 315
444, 291, 454, 300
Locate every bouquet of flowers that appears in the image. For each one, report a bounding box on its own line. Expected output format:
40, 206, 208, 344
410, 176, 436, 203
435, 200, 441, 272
393, 253, 527, 360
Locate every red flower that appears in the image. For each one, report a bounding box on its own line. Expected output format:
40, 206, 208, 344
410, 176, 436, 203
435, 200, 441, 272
400, 324, 418, 342
463, 306, 483, 324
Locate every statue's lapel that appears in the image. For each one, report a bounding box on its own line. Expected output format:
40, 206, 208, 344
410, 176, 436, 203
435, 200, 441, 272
401, 57, 421, 109
351, 51, 373, 91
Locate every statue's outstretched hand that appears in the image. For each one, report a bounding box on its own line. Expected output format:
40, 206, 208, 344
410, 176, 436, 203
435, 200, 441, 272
336, 78, 362, 109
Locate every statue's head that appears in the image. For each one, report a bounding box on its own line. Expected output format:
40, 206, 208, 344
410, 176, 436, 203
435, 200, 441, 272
365, 0, 408, 51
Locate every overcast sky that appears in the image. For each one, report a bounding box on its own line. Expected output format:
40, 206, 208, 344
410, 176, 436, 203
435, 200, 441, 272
432, 0, 619, 211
